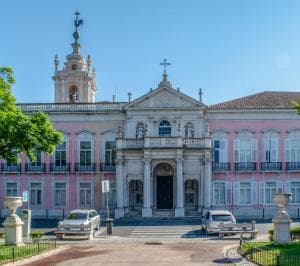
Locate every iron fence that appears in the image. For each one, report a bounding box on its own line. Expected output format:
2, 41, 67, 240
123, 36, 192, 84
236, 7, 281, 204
0, 239, 57, 264
240, 240, 300, 266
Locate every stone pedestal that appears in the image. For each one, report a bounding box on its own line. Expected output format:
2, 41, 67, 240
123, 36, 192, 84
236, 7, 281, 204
2, 197, 24, 246
272, 193, 293, 244
142, 207, 152, 217
175, 207, 185, 217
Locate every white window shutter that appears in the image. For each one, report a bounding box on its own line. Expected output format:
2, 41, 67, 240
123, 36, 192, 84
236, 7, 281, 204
285, 181, 291, 193
285, 139, 291, 162
277, 181, 283, 193
259, 182, 265, 204
251, 139, 257, 162
251, 181, 258, 205
233, 139, 240, 162
233, 182, 240, 205
226, 182, 232, 205
263, 139, 268, 162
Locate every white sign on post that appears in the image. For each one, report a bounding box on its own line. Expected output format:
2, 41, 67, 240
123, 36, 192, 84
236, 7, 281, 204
102, 180, 110, 193
22, 191, 29, 202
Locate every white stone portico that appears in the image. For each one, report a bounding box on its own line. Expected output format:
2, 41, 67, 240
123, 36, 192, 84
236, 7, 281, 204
114, 72, 212, 218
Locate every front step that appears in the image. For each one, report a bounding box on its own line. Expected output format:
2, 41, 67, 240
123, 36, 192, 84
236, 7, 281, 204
152, 210, 174, 217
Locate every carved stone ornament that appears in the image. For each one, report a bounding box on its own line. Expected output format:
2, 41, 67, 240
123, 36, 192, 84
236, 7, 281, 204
117, 126, 123, 138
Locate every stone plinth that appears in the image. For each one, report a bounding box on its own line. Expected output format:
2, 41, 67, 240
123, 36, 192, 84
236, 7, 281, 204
2, 197, 24, 246
272, 193, 292, 244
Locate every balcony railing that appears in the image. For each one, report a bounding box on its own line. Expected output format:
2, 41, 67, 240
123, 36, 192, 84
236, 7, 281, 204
25, 163, 46, 172
212, 162, 231, 172
75, 163, 96, 172
50, 163, 71, 172
261, 162, 282, 171
1, 164, 21, 172
124, 139, 144, 148
100, 163, 116, 172
235, 162, 256, 171
286, 162, 300, 171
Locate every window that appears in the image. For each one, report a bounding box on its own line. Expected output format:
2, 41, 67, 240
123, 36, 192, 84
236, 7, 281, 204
30, 150, 42, 166
240, 182, 251, 204
291, 182, 300, 204
234, 139, 257, 162
213, 182, 225, 205
6, 182, 17, 197
30, 182, 42, 206
55, 183, 66, 207
80, 141, 91, 165
265, 182, 277, 204
69, 85, 78, 103
159, 120, 171, 137
286, 139, 300, 162
80, 182, 92, 206
105, 141, 116, 166
263, 139, 278, 162
55, 141, 66, 166
213, 140, 226, 163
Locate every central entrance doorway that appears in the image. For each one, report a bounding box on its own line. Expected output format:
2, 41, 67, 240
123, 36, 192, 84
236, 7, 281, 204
156, 176, 173, 209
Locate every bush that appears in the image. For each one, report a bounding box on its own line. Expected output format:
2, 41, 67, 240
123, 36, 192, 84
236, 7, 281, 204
268, 229, 273, 242
30, 230, 44, 242
0, 232, 5, 239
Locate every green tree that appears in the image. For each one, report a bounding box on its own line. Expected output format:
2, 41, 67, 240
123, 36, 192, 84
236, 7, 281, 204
0, 67, 62, 163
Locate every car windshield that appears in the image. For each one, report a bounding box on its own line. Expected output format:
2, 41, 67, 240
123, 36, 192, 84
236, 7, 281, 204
211, 214, 233, 222
66, 213, 87, 220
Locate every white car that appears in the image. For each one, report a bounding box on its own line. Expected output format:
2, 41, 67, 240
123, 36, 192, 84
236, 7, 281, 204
56, 209, 100, 239
202, 210, 236, 235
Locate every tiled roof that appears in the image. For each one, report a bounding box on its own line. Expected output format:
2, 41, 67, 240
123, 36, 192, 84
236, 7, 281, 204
208, 91, 300, 110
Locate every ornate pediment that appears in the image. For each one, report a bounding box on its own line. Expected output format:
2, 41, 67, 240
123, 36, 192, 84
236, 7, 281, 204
125, 87, 204, 109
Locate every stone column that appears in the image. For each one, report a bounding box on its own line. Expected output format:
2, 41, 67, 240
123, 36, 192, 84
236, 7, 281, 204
175, 157, 185, 217
203, 153, 212, 212
115, 158, 124, 218
142, 157, 152, 217
198, 156, 205, 213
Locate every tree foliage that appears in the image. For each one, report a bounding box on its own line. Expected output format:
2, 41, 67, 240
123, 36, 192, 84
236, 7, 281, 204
0, 67, 62, 163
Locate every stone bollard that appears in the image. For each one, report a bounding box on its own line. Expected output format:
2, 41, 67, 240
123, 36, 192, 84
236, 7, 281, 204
2, 197, 24, 246
272, 193, 293, 244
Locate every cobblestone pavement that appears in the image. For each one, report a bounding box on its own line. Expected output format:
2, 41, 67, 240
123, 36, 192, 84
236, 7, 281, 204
22, 239, 235, 266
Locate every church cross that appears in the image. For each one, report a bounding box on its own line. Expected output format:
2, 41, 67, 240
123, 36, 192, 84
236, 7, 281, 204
74, 10, 83, 33
160, 58, 171, 74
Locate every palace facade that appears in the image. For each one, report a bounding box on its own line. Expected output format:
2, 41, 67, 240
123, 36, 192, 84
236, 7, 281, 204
1, 22, 300, 220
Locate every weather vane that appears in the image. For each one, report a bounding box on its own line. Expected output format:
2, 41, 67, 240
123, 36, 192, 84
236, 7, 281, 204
160, 58, 171, 74
73, 10, 83, 43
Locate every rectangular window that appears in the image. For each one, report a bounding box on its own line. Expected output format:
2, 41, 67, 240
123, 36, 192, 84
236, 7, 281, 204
265, 182, 277, 204
55, 141, 66, 166
80, 141, 91, 165
105, 141, 116, 166
6, 182, 18, 197
263, 139, 278, 162
234, 139, 257, 162
291, 182, 300, 204
30, 150, 42, 166
213, 182, 225, 205
213, 140, 226, 163
286, 139, 300, 162
80, 182, 92, 206
30, 182, 42, 206
239, 182, 251, 204
55, 183, 67, 207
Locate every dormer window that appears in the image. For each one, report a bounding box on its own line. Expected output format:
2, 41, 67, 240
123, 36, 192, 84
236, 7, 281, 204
159, 120, 171, 137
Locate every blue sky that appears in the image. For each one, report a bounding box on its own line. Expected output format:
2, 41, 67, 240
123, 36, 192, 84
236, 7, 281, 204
2, 0, 300, 105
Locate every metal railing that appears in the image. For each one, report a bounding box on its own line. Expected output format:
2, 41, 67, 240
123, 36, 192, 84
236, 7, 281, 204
261, 162, 282, 171
286, 162, 300, 171
25, 163, 46, 172
212, 162, 231, 171
235, 162, 256, 171
100, 163, 116, 172
75, 163, 96, 172
240, 240, 300, 266
49, 163, 71, 172
0, 164, 21, 173
0, 239, 57, 265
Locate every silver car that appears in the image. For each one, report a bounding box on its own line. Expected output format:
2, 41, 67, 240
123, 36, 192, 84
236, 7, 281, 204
202, 210, 236, 234
56, 209, 100, 239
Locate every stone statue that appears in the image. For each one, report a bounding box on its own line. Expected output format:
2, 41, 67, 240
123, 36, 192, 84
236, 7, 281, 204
136, 125, 144, 139
118, 126, 123, 138
185, 124, 194, 138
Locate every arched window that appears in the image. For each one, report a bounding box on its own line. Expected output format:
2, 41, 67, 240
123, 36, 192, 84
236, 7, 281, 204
69, 85, 78, 103
159, 120, 171, 137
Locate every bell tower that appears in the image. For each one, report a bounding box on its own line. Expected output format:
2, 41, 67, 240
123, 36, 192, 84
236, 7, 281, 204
53, 11, 96, 103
